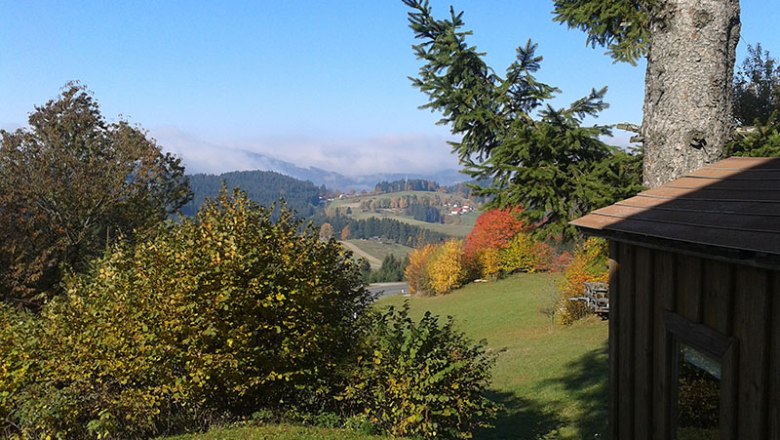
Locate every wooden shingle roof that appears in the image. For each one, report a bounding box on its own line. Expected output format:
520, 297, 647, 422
571, 157, 780, 257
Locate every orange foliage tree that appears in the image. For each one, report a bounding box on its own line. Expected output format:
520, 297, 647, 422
340, 224, 351, 241
404, 244, 436, 295
463, 209, 525, 279
463, 209, 525, 257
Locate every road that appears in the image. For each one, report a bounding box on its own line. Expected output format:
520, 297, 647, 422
367, 282, 409, 299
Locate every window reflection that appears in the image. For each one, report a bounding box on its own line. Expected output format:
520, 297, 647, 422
676, 343, 720, 440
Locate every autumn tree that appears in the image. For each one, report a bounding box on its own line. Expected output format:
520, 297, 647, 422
499, 233, 554, 274
404, 1, 643, 239
553, 0, 741, 187
340, 224, 351, 240
405, 244, 436, 295
463, 209, 525, 258
462, 209, 524, 279
426, 240, 466, 295
319, 222, 335, 241
0, 84, 191, 308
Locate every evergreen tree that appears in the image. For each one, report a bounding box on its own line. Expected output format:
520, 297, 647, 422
367, 254, 406, 283
553, 0, 740, 187
358, 257, 372, 282
404, 0, 642, 240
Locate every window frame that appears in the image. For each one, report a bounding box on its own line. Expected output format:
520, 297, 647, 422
664, 311, 738, 440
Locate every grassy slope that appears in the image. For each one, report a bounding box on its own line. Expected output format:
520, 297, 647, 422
163, 273, 607, 440
350, 210, 477, 238
377, 273, 608, 439
345, 239, 413, 264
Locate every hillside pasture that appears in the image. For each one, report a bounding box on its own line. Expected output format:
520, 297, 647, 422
343, 239, 413, 269
377, 273, 608, 439
329, 191, 478, 238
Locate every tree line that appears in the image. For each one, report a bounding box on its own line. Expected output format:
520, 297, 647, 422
183, 170, 324, 219
358, 194, 447, 224
315, 211, 448, 248
374, 178, 440, 193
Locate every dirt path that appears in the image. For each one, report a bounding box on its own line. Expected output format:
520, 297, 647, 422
340, 241, 382, 269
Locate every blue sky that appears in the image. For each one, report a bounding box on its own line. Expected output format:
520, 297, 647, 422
2, 1, 779, 176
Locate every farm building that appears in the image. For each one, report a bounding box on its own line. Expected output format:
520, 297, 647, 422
571, 157, 780, 439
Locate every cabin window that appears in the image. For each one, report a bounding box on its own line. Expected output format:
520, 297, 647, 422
675, 342, 721, 439
664, 311, 736, 440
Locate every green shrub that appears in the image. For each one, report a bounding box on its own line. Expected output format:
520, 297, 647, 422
343, 414, 377, 435
340, 304, 499, 439
499, 233, 554, 275
0, 305, 43, 438
8, 189, 371, 439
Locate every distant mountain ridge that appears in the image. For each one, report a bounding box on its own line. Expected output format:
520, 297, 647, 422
240, 151, 467, 192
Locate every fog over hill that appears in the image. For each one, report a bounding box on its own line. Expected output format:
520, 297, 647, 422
153, 128, 464, 191
189, 150, 467, 192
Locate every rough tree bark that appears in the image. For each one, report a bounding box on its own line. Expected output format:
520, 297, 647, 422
641, 0, 741, 187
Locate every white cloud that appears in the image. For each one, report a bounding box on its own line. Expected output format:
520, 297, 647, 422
150, 127, 461, 177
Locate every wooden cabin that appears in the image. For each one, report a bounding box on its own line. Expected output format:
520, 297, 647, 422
571, 157, 780, 440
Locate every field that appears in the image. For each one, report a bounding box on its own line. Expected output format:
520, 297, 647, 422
167, 273, 608, 440
342, 239, 413, 268
328, 191, 479, 238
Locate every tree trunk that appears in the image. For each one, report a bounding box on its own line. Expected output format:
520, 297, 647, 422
641, 0, 741, 188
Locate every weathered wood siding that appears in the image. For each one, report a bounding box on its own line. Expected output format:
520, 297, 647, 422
609, 241, 780, 440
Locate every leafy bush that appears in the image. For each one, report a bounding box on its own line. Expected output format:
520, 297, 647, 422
6, 189, 371, 439
558, 238, 609, 325
339, 304, 499, 439
499, 233, 554, 274
477, 248, 501, 280
0, 305, 43, 438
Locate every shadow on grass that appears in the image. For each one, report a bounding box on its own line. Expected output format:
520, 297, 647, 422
476, 343, 608, 439
474, 390, 561, 440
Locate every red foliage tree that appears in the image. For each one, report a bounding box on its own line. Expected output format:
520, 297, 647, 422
463, 209, 525, 259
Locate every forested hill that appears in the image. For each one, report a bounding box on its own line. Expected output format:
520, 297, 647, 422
181, 170, 324, 218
